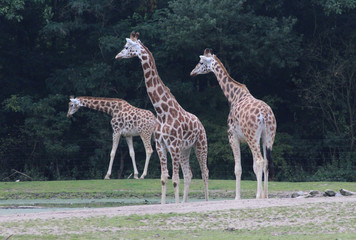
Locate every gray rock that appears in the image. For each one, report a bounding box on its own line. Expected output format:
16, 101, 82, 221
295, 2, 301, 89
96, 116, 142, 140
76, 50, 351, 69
309, 190, 320, 197
324, 189, 336, 197
291, 193, 299, 198
291, 191, 305, 198
340, 189, 354, 196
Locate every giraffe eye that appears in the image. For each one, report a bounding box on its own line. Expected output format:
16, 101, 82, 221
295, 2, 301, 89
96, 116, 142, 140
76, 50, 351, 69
200, 62, 203, 65
125, 47, 128, 49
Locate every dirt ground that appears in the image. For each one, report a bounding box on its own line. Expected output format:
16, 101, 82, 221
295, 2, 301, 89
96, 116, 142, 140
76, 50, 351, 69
1, 195, 355, 223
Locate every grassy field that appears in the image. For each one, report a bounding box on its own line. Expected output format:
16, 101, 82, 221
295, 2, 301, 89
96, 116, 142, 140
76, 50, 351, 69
1, 179, 356, 240
1, 179, 355, 200
2, 203, 356, 240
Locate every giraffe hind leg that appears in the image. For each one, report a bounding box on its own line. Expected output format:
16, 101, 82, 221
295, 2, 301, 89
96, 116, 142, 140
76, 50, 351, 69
263, 147, 273, 198
126, 136, 139, 179
139, 131, 154, 179
253, 157, 264, 199
105, 133, 120, 180
180, 148, 192, 203
249, 140, 264, 199
194, 140, 209, 201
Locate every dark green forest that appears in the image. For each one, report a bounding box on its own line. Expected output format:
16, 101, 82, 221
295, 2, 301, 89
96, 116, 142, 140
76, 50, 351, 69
1, 0, 355, 182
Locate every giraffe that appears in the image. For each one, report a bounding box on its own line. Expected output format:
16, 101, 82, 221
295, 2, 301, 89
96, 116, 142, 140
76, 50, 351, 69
190, 49, 276, 199
67, 96, 157, 180
115, 32, 209, 204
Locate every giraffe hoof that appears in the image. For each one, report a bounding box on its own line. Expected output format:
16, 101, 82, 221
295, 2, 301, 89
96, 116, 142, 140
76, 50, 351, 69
104, 176, 110, 180
134, 174, 139, 179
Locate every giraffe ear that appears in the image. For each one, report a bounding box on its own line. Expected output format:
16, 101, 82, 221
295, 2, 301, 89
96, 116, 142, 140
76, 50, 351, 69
130, 31, 135, 40
204, 48, 213, 56
69, 95, 74, 99
204, 48, 212, 55
135, 32, 140, 40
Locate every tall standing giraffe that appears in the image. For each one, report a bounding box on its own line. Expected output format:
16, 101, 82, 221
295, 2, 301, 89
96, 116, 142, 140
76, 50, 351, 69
67, 96, 157, 180
191, 49, 276, 199
115, 32, 209, 204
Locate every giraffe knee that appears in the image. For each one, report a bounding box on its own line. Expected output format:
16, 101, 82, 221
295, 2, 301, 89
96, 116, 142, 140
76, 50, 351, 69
235, 167, 242, 177
172, 174, 179, 188
129, 150, 135, 158
161, 173, 168, 185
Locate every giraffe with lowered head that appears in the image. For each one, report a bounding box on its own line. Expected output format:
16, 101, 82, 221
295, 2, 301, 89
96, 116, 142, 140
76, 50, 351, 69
191, 49, 276, 199
67, 96, 157, 179
116, 32, 209, 204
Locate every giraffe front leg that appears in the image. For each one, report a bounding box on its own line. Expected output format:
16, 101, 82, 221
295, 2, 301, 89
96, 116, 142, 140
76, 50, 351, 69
126, 136, 139, 179
139, 132, 153, 179
170, 149, 181, 204
156, 140, 168, 204
105, 132, 120, 180
229, 132, 242, 200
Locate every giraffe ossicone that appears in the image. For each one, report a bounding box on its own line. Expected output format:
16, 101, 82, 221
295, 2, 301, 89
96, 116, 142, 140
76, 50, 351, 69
191, 49, 277, 199
116, 33, 209, 204
67, 96, 157, 180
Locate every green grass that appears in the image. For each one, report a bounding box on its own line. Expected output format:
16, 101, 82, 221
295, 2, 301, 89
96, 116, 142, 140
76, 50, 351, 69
1, 179, 355, 200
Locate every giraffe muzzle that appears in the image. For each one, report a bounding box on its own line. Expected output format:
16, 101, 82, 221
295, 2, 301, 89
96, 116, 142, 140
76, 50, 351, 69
190, 70, 197, 77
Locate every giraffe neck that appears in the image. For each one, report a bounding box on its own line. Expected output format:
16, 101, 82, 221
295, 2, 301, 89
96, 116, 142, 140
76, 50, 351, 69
212, 56, 250, 104
77, 97, 122, 116
137, 42, 179, 116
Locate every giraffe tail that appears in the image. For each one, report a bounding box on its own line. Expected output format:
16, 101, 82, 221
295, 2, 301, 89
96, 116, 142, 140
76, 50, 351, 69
266, 147, 274, 180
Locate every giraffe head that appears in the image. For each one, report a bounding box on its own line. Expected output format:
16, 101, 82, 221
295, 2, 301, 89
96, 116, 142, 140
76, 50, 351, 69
115, 31, 142, 59
190, 48, 215, 77
67, 96, 81, 117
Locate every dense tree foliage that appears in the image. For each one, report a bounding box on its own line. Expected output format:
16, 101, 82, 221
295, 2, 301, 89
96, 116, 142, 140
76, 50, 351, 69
1, 0, 355, 181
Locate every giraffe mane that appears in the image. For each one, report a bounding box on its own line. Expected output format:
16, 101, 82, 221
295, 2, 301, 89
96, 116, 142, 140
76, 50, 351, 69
77, 96, 127, 103
213, 55, 250, 93
138, 41, 177, 100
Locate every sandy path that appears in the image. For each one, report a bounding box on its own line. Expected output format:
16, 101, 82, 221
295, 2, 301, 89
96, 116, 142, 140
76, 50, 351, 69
1, 195, 355, 223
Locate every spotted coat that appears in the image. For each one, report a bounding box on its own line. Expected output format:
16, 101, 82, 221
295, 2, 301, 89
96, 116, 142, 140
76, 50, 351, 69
116, 32, 209, 204
191, 50, 276, 199
67, 96, 157, 180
